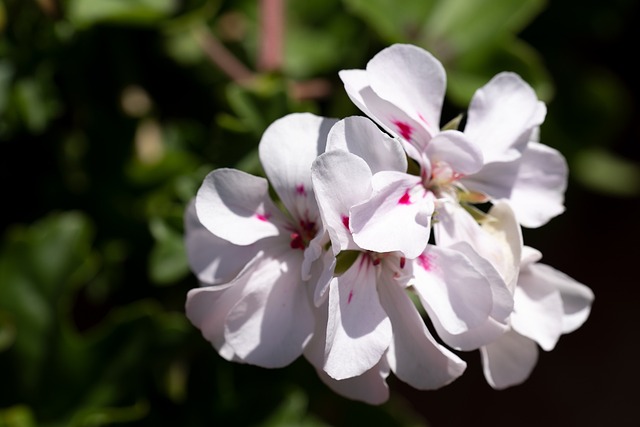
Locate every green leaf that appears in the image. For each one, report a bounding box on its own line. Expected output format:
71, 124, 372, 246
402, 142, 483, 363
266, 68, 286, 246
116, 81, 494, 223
343, 0, 435, 43
66, 0, 178, 28
573, 148, 640, 197
422, 0, 546, 61
148, 218, 189, 285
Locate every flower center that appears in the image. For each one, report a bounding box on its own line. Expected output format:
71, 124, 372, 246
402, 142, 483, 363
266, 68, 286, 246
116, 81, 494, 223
289, 219, 317, 250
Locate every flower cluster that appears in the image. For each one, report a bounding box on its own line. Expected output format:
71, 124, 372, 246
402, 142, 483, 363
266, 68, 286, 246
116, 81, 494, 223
184, 44, 594, 403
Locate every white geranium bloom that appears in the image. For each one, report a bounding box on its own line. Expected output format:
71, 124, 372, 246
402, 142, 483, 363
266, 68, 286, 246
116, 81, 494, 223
339, 46, 484, 259
480, 246, 594, 389
340, 43, 567, 245
185, 113, 337, 368
307, 144, 527, 402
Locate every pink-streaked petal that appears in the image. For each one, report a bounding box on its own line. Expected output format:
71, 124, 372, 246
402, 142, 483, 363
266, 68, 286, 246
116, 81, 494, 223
378, 270, 466, 390
196, 168, 287, 245
480, 329, 539, 390
367, 44, 445, 138
509, 142, 568, 228
324, 255, 392, 380
326, 116, 408, 174
427, 130, 483, 175
304, 298, 390, 405
512, 270, 564, 351
465, 72, 545, 163
411, 245, 494, 335
186, 284, 245, 362
351, 172, 433, 259
312, 151, 373, 254
258, 112, 337, 223
185, 200, 271, 284
224, 251, 314, 368
523, 262, 594, 335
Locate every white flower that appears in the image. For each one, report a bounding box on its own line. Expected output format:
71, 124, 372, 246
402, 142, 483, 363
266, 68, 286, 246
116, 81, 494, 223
339, 43, 568, 250
185, 112, 337, 368
480, 246, 594, 389
338, 45, 485, 259
305, 124, 526, 402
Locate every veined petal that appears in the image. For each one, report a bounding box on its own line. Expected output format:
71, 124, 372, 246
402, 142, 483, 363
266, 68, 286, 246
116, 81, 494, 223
312, 151, 373, 254
351, 172, 434, 259
304, 297, 390, 405
480, 329, 539, 389
259, 112, 338, 223
367, 44, 445, 138
465, 72, 545, 163
378, 269, 466, 390
326, 116, 407, 174
324, 254, 392, 380
185, 200, 269, 284
411, 244, 494, 335
427, 130, 483, 175
511, 270, 564, 351
224, 250, 314, 368
196, 168, 287, 245
509, 142, 568, 228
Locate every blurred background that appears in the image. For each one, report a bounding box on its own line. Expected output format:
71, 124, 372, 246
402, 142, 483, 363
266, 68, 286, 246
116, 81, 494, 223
1, 0, 639, 426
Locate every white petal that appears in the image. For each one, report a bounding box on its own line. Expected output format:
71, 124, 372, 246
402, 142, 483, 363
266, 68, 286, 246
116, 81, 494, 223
304, 298, 390, 405
378, 270, 466, 390
338, 69, 375, 118
480, 329, 539, 389
224, 251, 314, 368
465, 72, 545, 163
324, 255, 392, 380
309, 248, 337, 307
460, 158, 521, 200
512, 270, 564, 351
509, 141, 568, 227
185, 200, 268, 284
427, 130, 483, 175
259, 112, 338, 222
311, 151, 373, 254
351, 172, 433, 259
339, 74, 429, 164
524, 262, 594, 335
195, 168, 287, 245
435, 201, 522, 292
186, 284, 245, 362
434, 316, 509, 351
367, 44, 445, 138
326, 116, 407, 174
411, 245, 494, 335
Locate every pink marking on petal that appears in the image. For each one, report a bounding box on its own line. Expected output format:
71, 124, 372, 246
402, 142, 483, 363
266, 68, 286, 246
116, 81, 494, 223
417, 254, 434, 271
399, 257, 406, 269
418, 113, 429, 126
398, 189, 412, 205
341, 215, 349, 230
295, 184, 307, 196
256, 213, 270, 222
392, 120, 413, 141
347, 290, 354, 304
